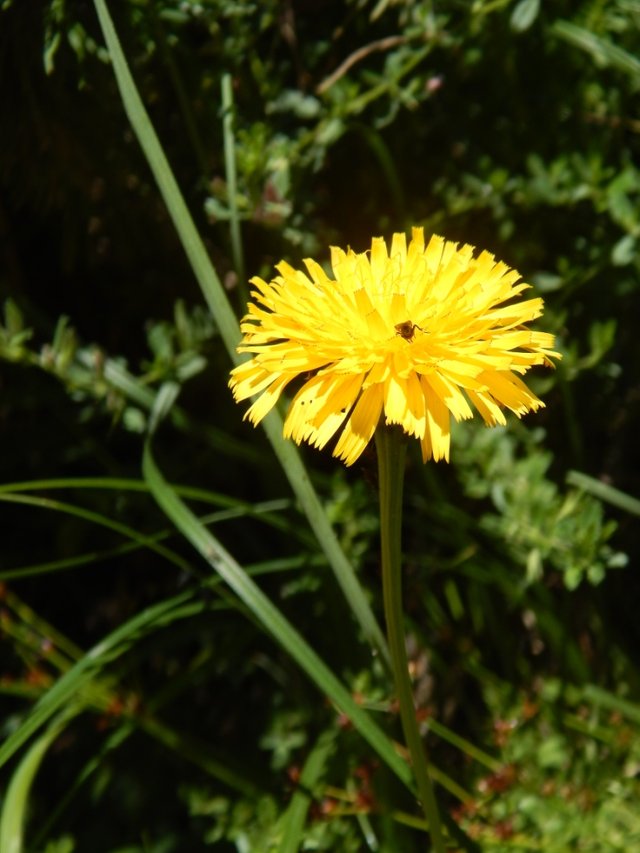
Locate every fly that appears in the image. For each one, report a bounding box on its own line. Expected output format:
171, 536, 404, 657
394, 321, 424, 342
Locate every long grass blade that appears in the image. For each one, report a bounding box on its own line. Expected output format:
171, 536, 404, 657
0, 501, 294, 582
0, 492, 193, 574
142, 439, 411, 790
566, 470, 640, 516
0, 716, 68, 853
0, 591, 203, 768
221, 72, 246, 303
582, 684, 640, 725
91, 0, 389, 665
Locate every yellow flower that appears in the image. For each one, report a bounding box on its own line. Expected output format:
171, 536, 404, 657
229, 228, 560, 466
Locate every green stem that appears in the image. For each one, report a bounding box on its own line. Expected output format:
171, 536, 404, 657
375, 427, 446, 851
221, 73, 247, 307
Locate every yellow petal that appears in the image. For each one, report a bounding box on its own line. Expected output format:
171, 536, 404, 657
482, 371, 544, 415
466, 389, 507, 426
334, 385, 383, 465
243, 373, 292, 424
420, 376, 451, 461
428, 370, 474, 421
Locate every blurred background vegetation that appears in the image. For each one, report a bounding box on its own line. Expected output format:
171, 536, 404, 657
1, 0, 640, 850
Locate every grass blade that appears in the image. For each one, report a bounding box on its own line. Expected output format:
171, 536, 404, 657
278, 729, 337, 853
567, 470, 640, 516
142, 439, 411, 790
0, 492, 193, 575
91, 0, 389, 665
0, 717, 68, 853
221, 72, 246, 303
0, 591, 203, 769
552, 20, 640, 80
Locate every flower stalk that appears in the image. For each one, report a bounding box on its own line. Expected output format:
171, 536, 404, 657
230, 226, 560, 847
376, 425, 446, 851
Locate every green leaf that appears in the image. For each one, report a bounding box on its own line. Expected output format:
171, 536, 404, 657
611, 234, 637, 266
510, 0, 540, 33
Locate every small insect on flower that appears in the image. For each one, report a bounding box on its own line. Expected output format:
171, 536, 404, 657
394, 321, 423, 342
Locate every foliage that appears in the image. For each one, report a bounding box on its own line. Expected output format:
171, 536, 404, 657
1, 0, 640, 850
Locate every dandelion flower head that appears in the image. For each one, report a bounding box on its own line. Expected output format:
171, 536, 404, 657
229, 228, 560, 466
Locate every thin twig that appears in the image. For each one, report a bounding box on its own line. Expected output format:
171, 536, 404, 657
316, 35, 408, 95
